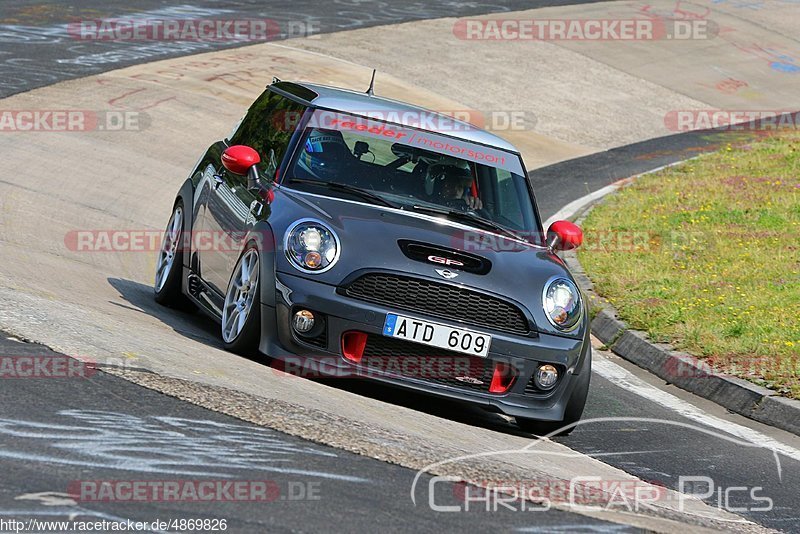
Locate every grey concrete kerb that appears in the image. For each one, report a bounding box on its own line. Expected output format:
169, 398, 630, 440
560, 177, 800, 438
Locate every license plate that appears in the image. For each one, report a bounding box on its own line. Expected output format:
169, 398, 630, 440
382, 313, 491, 357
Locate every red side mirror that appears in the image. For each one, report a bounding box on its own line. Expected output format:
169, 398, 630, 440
547, 220, 583, 251
221, 145, 260, 175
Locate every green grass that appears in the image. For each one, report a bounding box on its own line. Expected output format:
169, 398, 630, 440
578, 133, 800, 398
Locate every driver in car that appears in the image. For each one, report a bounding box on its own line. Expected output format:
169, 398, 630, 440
428, 162, 483, 211
297, 128, 355, 181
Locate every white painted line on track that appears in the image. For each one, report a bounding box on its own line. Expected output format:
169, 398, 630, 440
593, 351, 800, 464
545, 181, 627, 228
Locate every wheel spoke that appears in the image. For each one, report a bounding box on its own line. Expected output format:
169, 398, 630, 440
169, 209, 182, 241
246, 254, 259, 289
224, 308, 240, 338
155, 254, 166, 275
156, 258, 168, 285
155, 207, 182, 292
241, 259, 250, 285
250, 264, 259, 287
222, 248, 259, 343
237, 309, 246, 332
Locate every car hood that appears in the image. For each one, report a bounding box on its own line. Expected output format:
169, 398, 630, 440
270, 188, 583, 336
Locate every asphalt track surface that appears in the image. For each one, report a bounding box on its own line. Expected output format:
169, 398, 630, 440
2, 1, 800, 533
0, 335, 631, 533
0, 0, 610, 98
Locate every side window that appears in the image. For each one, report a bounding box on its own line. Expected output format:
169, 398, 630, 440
495, 169, 524, 229
228, 90, 307, 180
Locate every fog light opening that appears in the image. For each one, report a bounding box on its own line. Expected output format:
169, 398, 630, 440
535, 364, 559, 390
489, 362, 517, 394
342, 331, 368, 364
292, 309, 316, 334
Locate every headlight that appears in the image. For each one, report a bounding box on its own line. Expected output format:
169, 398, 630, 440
284, 219, 340, 273
543, 277, 582, 331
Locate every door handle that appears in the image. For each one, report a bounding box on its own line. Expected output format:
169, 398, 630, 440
213, 174, 224, 190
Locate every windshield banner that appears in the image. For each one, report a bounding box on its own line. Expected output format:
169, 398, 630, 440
305, 110, 525, 175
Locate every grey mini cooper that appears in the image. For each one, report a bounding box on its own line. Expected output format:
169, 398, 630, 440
154, 80, 590, 434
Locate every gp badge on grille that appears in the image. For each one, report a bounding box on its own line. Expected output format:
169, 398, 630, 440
398, 240, 491, 275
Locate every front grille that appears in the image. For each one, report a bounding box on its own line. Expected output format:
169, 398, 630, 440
360, 335, 493, 392
343, 273, 530, 334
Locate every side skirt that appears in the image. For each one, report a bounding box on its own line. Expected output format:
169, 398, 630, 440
184, 267, 224, 323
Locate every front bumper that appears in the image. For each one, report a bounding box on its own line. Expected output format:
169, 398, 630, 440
259, 271, 590, 421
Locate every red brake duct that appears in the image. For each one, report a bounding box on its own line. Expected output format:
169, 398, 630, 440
489, 362, 517, 394
342, 331, 368, 364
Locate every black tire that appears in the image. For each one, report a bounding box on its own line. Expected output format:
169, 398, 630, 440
154, 200, 195, 310
516, 366, 591, 436
221, 245, 262, 355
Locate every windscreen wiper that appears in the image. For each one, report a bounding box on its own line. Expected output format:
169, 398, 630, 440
408, 204, 520, 241
288, 178, 398, 208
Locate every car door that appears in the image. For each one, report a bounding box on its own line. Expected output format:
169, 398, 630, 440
198, 89, 307, 296
199, 159, 260, 295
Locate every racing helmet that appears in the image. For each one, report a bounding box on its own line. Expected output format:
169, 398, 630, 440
299, 129, 352, 180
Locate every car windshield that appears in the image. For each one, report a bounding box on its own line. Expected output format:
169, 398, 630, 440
285, 110, 540, 241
